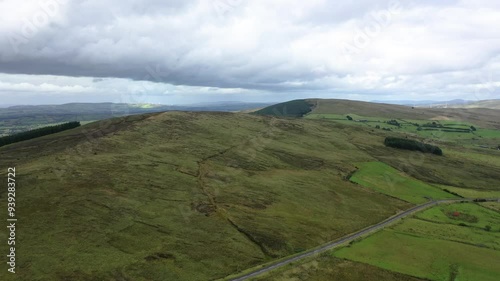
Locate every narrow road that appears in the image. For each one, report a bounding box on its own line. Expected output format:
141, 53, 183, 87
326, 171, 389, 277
229, 198, 498, 281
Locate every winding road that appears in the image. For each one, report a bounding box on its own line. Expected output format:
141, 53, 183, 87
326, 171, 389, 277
229, 198, 499, 281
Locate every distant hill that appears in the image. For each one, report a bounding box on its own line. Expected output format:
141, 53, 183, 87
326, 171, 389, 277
252, 99, 314, 117
368, 99, 500, 109
371, 99, 470, 106
413, 99, 500, 109
1, 102, 272, 116
255, 98, 500, 129
0, 102, 271, 136
1, 101, 499, 280
447, 99, 500, 109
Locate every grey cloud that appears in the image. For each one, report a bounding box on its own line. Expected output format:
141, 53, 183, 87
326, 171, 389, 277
0, 0, 499, 101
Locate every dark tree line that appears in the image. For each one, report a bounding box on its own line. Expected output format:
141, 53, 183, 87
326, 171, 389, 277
0, 121, 80, 147
384, 137, 443, 156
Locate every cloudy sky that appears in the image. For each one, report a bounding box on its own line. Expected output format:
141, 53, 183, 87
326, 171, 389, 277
0, 0, 499, 105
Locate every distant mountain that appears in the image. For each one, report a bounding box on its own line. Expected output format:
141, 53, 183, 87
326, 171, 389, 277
2, 101, 272, 114
0, 102, 272, 136
447, 99, 500, 110
185, 101, 274, 107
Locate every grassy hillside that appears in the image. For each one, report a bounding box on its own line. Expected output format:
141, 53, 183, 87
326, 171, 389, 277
1, 99, 499, 281
299, 99, 500, 189
252, 100, 314, 117
350, 162, 456, 204
0, 111, 416, 281
307, 98, 500, 130
258, 201, 500, 281
234, 98, 500, 281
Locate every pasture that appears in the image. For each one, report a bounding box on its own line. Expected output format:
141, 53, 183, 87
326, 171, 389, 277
349, 162, 457, 204
334, 202, 500, 281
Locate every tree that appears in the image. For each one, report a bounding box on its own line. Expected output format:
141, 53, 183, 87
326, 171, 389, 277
346, 115, 353, 121
386, 120, 401, 127
384, 137, 443, 156
470, 126, 477, 131
485, 225, 491, 231
0, 121, 81, 147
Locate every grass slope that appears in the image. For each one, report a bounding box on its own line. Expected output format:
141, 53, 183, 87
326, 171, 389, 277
449, 99, 500, 110
416, 203, 500, 230
0, 111, 412, 281
307, 99, 500, 130
335, 229, 500, 281
350, 162, 457, 203
353, 131, 500, 191
1, 99, 498, 281
393, 218, 500, 250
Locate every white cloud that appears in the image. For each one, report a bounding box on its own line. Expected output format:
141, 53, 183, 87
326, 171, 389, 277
0, 0, 499, 104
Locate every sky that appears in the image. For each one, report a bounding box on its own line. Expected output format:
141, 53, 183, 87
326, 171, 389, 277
0, 0, 499, 105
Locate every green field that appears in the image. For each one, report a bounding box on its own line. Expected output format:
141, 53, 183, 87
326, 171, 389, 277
416, 203, 500, 229
480, 202, 500, 212
393, 217, 500, 250
307, 112, 500, 144
306, 99, 500, 130
335, 229, 500, 281
334, 203, 500, 281
350, 162, 457, 203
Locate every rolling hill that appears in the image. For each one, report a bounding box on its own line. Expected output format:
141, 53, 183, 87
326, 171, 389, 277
255, 99, 500, 129
448, 99, 500, 110
1, 99, 499, 281
408, 99, 500, 110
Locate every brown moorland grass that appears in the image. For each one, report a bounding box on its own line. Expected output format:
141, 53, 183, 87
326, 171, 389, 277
0, 111, 413, 281
0, 105, 498, 281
